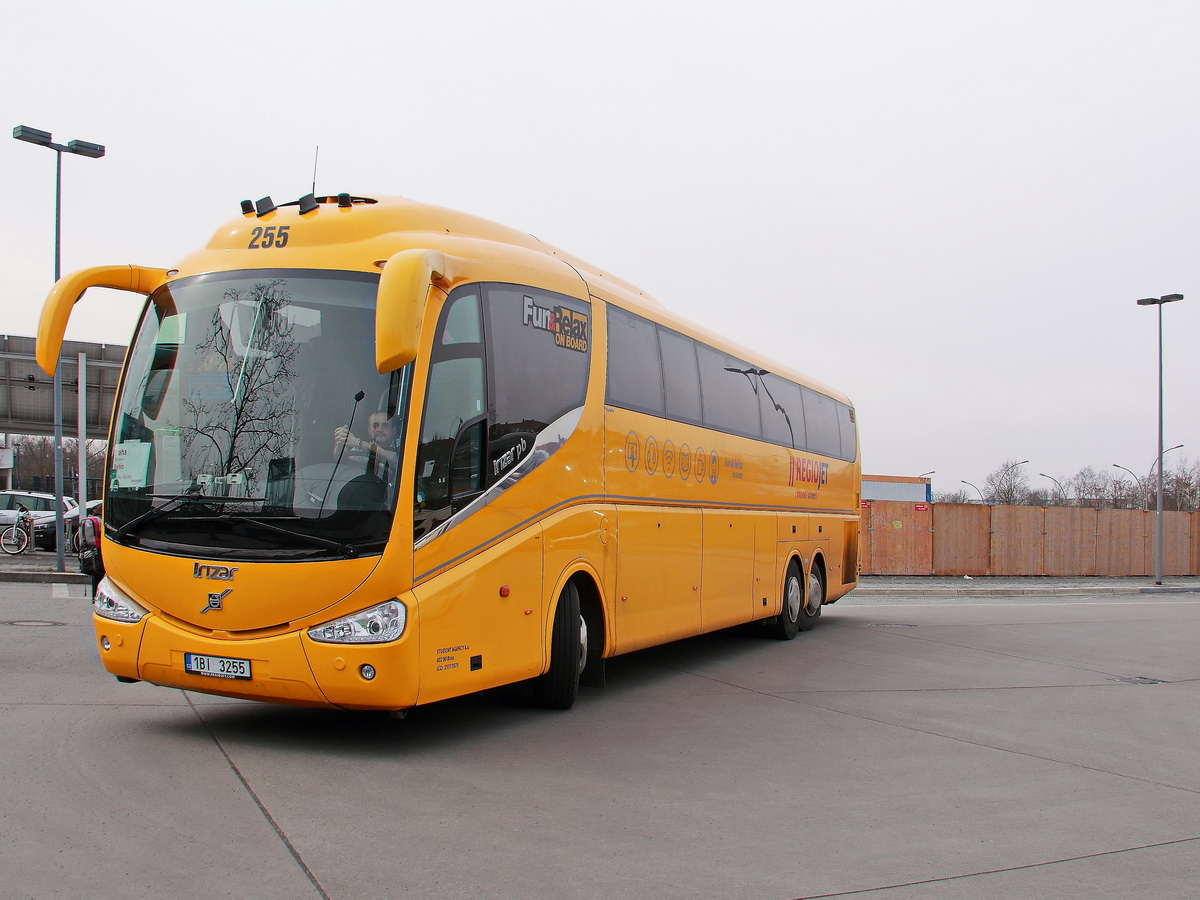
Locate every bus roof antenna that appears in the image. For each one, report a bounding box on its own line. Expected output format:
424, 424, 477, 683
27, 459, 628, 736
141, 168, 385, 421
312, 146, 319, 196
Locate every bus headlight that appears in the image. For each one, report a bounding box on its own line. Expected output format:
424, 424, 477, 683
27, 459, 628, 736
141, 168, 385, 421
94, 578, 149, 623
307, 599, 407, 644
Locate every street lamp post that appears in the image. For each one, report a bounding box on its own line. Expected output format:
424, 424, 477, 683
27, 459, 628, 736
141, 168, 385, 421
962, 480, 986, 504
1136, 293, 1183, 585
995, 459, 1030, 505
12, 126, 105, 572
1039, 473, 1068, 506
1112, 463, 1145, 509
1148, 444, 1184, 490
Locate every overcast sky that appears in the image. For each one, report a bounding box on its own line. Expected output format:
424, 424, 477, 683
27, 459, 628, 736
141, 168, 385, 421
3, 1, 1197, 497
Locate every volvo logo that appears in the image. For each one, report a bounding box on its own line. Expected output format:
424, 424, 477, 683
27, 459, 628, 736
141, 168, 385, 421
194, 564, 239, 581
201, 588, 232, 614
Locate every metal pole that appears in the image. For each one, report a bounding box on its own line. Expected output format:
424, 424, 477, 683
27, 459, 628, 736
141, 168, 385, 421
78, 352, 88, 513
1155, 303, 1164, 585
53, 147, 65, 572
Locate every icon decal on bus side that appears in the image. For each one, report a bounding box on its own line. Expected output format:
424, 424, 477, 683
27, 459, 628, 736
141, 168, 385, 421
621, 431, 722, 485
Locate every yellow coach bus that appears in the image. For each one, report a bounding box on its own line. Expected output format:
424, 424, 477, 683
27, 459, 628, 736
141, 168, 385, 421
38, 193, 860, 714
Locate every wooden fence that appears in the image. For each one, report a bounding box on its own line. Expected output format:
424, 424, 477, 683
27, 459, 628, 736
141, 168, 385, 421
860, 501, 1200, 576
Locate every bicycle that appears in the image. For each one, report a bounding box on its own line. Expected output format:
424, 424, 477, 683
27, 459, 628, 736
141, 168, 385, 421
1, 506, 33, 555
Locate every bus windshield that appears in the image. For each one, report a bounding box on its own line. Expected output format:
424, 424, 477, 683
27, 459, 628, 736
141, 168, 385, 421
105, 269, 410, 560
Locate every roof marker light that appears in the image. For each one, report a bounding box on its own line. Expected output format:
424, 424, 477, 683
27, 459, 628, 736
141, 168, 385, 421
255, 196, 276, 217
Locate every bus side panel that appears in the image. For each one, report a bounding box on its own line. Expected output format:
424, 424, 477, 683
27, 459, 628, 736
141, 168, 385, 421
826, 514, 861, 603
541, 506, 616, 656
411, 527, 544, 705
613, 506, 702, 654
753, 514, 779, 619
700, 509, 757, 632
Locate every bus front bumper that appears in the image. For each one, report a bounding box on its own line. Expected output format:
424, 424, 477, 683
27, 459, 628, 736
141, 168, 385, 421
93, 611, 420, 711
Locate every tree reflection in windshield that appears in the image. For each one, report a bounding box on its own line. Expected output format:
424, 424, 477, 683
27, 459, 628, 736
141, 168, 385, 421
180, 279, 300, 498
106, 269, 407, 559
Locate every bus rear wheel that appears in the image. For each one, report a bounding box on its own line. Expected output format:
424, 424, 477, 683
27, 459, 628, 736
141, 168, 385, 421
798, 564, 824, 632
533, 581, 585, 709
769, 561, 804, 640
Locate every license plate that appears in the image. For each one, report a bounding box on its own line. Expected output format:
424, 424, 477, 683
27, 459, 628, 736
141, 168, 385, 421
184, 652, 251, 680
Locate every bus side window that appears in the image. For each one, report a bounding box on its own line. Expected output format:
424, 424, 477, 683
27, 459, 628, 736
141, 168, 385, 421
415, 291, 485, 523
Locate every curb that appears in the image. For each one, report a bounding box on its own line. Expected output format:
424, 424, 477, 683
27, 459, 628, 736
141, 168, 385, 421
0, 570, 91, 584
853, 585, 1199, 598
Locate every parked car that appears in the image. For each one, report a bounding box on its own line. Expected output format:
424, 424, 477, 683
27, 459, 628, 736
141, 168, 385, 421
0, 490, 80, 550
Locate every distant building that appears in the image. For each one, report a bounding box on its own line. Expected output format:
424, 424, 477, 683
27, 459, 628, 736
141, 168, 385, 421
862, 474, 931, 503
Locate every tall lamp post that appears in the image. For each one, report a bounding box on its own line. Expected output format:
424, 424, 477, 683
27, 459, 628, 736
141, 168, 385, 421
12, 125, 106, 572
1039, 473, 1068, 506
1136, 293, 1183, 585
996, 459, 1030, 505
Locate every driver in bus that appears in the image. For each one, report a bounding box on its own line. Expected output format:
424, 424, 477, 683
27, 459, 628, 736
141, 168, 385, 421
334, 411, 400, 486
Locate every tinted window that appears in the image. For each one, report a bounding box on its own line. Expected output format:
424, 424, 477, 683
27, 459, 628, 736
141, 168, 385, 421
697, 344, 762, 439
605, 306, 663, 415
759, 374, 806, 450
486, 285, 590, 457
659, 326, 702, 425
417, 293, 486, 520
802, 386, 841, 459
837, 403, 857, 462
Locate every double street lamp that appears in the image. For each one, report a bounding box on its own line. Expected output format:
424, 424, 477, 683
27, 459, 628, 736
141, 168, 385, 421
12, 125, 106, 572
1136, 293, 1183, 585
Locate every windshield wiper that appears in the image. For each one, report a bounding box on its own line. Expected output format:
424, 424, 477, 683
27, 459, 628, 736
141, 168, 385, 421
114, 491, 260, 539
216, 512, 362, 558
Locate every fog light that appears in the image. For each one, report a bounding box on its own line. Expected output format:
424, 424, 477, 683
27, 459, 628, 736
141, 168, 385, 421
100, 636, 111, 650
360, 664, 376, 681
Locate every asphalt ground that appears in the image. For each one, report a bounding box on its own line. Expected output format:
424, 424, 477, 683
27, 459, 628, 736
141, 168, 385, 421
2, 557, 1198, 899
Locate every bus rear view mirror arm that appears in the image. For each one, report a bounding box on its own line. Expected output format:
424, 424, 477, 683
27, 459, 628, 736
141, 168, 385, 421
37, 264, 169, 374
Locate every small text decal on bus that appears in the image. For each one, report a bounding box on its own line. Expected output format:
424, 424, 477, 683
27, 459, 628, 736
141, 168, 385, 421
522, 295, 589, 352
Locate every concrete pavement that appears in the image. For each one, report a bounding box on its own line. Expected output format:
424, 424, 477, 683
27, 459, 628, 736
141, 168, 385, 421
3, 575, 1199, 898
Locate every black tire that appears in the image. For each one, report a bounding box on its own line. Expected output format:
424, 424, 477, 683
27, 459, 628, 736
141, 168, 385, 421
533, 581, 585, 709
797, 563, 824, 632
769, 560, 803, 640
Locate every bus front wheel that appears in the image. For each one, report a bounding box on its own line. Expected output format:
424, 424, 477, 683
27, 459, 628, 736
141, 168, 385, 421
533, 582, 585, 709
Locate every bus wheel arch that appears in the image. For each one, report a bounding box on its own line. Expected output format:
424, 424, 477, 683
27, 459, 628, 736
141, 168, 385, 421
534, 569, 607, 708
572, 572, 608, 688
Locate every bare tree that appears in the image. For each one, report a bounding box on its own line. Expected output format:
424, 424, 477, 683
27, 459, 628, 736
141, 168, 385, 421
14, 435, 54, 482
1166, 457, 1199, 512
1072, 466, 1117, 509
932, 488, 971, 504
179, 280, 301, 495
984, 459, 1030, 505
1025, 487, 1054, 507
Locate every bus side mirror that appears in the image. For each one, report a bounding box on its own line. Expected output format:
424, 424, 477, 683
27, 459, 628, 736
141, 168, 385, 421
375, 249, 448, 373
38, 264, 169, 374
82, 516, 102, 548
